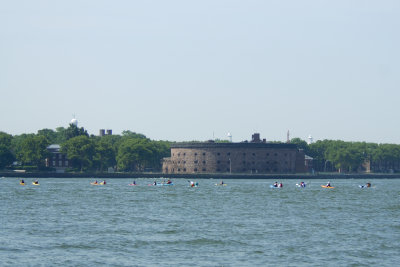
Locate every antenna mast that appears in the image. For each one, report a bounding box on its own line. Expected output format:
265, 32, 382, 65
287, 130, 290, 143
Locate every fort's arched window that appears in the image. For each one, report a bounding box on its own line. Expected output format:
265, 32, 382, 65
183, 168, 186, 172
203, 161, 206, 164
194, 153, 197, 156
194, 168, 198, 172
202, 168, 206, 172
203, 152, 206, 156
194, 160, 198, 164
178, 168, 181, 172
226, 168, 230, 172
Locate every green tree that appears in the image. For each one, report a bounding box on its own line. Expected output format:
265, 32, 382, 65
0, 145, 14, 169
117, 139, 153, 171
16, 135, 50, 168
148, 141, 171, 170
63, 124, 89, 142
93, 136, 117, 172
290, 138, 309, 154
0, 132, 14, 169
0, 131, 13, 148
62, 135, 95, 171
37, 128, 57, 144
121, 130, 147, 139
308, 140, 331, 172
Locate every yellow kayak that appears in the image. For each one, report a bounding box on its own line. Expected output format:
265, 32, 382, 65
321, 185, 334, 188
20, 182, 25, 186
32, 182, 40, 186
215, 183, 227, 186
100, 181, 106, 185
90, 182, 99, 186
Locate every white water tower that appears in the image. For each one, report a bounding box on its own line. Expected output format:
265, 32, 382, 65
70, 117, 78, 127
227, 133, 232, 142
307, 135, 313, 145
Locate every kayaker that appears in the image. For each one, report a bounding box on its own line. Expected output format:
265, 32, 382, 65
366, 182, 371, 188
102, 180, 106, 185
326, 181, 331, 187
190, 181, 194, 187
278, 183, 283, 188
167, 179, 172, 184
34, 180, 39, 184
132, 181, 136, 185
21, 179, 25, 184
273, 182, 278, 187
153, 181, 157, 186
94, 180, 98, 184
195, 182, 199, 186
220, 181, 224, 185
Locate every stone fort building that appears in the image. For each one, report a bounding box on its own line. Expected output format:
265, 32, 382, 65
162, 133, 307, 174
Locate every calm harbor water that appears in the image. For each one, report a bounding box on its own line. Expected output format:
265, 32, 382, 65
1, 177, 399, 266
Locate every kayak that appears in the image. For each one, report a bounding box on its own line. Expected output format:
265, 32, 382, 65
128, 184, 138, 186
296, 183, 306, 188
20, 182, 25, 186
321, 185, 334, 188
90, 182, 99, 186
148, 183, 174, 186
32, 182, 40, 186
215, 184, 227, 186
270, 185, 282, 188
100, 182, 106, 185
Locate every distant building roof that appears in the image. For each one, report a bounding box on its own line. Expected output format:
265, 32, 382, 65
47, 144, 61, 153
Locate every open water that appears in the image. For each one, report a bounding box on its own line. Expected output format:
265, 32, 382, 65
0, 177, 399, 266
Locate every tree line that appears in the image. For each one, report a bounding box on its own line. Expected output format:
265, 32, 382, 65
290, 138, 400, 173
0, 124, 170, 172
1, 127, 400, 173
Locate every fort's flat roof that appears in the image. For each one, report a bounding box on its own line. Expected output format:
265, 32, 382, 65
170, 142, 298, 149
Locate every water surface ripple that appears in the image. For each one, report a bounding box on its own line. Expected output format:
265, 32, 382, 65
1, 178, 399, 266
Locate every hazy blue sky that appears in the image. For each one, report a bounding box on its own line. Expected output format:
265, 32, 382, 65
1, 0, 399, 143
